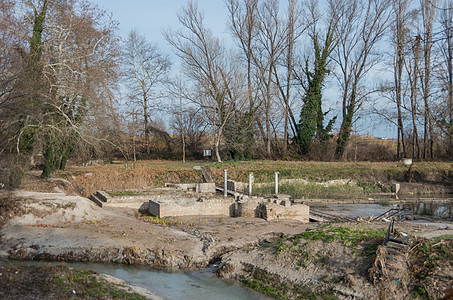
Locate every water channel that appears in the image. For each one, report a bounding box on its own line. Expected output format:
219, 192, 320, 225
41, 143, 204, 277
0, 260, 271, 300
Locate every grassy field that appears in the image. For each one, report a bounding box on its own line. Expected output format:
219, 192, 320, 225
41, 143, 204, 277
62, 160, 452, 198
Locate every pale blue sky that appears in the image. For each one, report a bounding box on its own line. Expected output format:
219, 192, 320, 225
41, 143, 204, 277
91, 0, 230, 49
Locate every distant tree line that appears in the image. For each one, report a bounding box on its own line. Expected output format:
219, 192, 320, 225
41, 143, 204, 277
1, 0, 453, 187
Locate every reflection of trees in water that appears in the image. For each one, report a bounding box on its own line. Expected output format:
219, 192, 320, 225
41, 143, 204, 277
404, 202, 453, 218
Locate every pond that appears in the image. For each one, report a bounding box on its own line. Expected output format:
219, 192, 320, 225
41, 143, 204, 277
0, 260, 271, 300
312, 198, 453, 219
402, 201, 453, 218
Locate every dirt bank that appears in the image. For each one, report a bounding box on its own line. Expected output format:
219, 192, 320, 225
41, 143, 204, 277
217, 223, 453, 299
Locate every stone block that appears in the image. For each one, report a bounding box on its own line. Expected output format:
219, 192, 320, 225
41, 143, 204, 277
227, 181, 243, 192
96, 190, 111, 202
236, 200, 260, 218
392, 183, 401, 194
148, 200, 162, 218
196, 183, 216, 193
259, 202, 309, 223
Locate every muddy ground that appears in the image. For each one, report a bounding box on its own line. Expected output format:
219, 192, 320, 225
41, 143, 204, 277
0, 178, 452, 299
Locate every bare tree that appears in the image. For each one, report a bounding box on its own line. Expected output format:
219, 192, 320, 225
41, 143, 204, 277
40, 0, 122, 176
419, 0, 437, 159
331, 0, 391, 159
171, 106, 206, 160
123, 29, 171, 155
0, 0, 23, 110
409, 34, 422, 159
392, 0, 410, 158
437, 0, 453, 156
165, 2, 246, 162
0, 0, 121, 180
255, 0, 288, 156
226, 0, 260, 158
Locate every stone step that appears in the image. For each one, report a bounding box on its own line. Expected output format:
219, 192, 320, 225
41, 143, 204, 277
89, 194, 103, 207
95, 190, 110, 202
107, 197, 150, 204
102, 202, 145, 210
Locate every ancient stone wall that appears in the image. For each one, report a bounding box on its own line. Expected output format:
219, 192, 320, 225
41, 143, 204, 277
149, 198, 236, 218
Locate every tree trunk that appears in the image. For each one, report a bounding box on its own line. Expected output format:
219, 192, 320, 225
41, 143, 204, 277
283, 0, 296, 156
394, 0, 406, 159
214, 133, 222, 162
336, 87, 356, 159
447, 12, 453, 156
411, 36, 421, 159
143, 92, 150, 155
265, 65, 273, 156
421, 0, 436, 160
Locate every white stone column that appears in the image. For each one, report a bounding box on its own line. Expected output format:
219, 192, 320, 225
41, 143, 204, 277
224, 169, 228, 197
249, 173, 253, 196
275, 172, 279, 195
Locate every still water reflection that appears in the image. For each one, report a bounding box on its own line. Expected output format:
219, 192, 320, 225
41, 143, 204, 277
312, 199, 453, 219
402, 201, 453, 218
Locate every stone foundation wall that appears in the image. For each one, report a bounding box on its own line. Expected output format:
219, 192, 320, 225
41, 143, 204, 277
148, 196, 309, 223
149, 198, 236, 218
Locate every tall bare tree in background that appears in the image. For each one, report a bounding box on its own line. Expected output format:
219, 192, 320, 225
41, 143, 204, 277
404, 31, 422, 159
165, 1, 246, 162
332, 0, 391, 159
411, 34, 422, 159
420, 0, 437, 159
275, 0, 302, 156
437, 0, 453, 157
255, 0, 288, 156
226, 0, 260, 159
123, 30, 171, 155
392, 0, 409, 159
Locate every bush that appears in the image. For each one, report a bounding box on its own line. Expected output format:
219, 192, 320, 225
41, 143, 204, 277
0, 154, 29, 189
